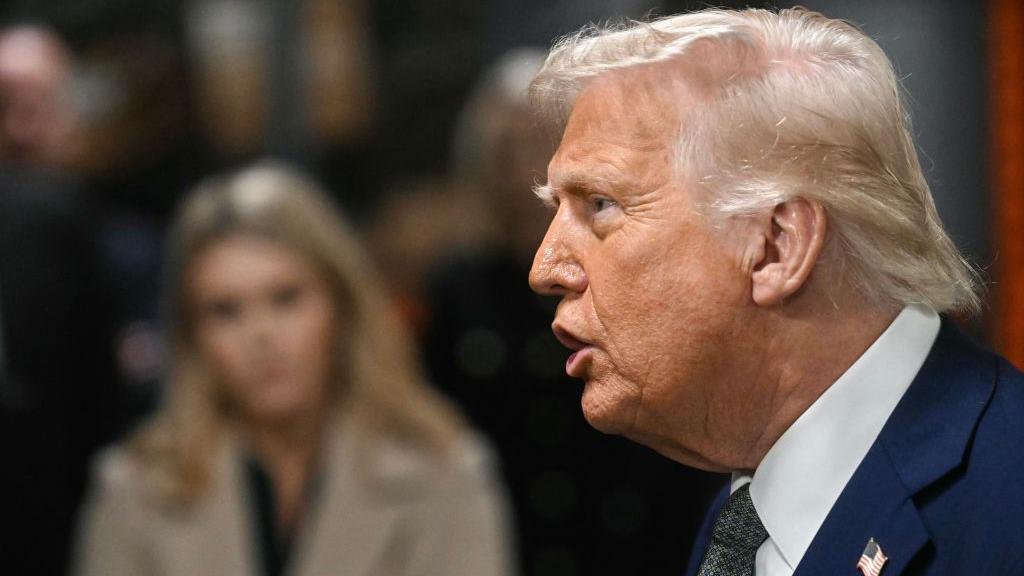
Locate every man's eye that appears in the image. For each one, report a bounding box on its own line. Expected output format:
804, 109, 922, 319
592, 196, 617, 212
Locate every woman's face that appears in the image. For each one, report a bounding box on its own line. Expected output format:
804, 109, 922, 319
189, 234, 338, 425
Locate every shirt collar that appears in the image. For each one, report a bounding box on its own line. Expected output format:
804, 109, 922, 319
734, 304, 940, 570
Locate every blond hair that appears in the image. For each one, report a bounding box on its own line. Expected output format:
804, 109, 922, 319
132, 161, 465, 503
530, 7, 980, 314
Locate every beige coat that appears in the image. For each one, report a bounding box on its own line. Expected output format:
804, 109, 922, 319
73, 420, 515, 576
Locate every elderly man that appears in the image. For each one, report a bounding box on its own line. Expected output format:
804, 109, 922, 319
0, 25, 77, 167
528, 7, 1024, 576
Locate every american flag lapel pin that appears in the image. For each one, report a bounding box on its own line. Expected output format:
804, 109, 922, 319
856, 538, 889, 576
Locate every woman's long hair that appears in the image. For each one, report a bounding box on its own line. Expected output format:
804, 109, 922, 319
132, 161, 465, 504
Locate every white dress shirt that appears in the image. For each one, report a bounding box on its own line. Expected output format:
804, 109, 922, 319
730, 304, 940, 576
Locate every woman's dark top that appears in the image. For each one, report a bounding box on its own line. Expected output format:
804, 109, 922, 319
244, 458, 321, 576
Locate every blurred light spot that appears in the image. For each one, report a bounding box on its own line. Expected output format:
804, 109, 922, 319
529, 469, 577, 521
532, 546, 579, 576
524, 396, 572, 446
456, 328, 506, 378
188, 0, 270, 53
116, 320, 165, 386
523, 330, 563, 380
71, 65, 126, 126
600, 486, 649, 537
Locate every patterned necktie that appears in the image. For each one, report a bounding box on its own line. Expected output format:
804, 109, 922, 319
697, 483, 769, 576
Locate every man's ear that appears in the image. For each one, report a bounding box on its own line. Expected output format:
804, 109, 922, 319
749, 197, 827, 307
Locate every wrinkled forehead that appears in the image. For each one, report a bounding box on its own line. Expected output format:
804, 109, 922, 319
561, 61, 711, 144
548, 62, 709, 182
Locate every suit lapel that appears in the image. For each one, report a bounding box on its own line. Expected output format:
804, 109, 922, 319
795, 320, 995, 575
793, 442, 928, 575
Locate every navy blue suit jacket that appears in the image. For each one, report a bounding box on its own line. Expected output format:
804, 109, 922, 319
685, 320, 1024, 575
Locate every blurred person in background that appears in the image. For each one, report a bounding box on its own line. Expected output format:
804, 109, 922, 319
71, 18, 209, 425
74, 163, 514, 576
0, 22, 117, 576
0, 165, 114, 576
365, 176, 498, 335
0, 25, 78, 169
421, 49, 721, 576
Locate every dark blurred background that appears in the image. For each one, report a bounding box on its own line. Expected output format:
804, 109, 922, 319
0, 0, 1019, 575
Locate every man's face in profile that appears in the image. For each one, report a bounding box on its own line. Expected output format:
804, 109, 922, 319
529, 70, 770, 470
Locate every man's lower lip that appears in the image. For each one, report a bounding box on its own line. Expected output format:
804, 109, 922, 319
565, 347, 593, 377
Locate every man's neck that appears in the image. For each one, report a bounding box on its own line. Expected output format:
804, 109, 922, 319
736, 300, 899, 471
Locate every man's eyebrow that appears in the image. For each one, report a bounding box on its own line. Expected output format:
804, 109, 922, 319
534, 168, 614, 207
554, 167, 618, 194
533, 183, 557, 207
532, 180, 589, 206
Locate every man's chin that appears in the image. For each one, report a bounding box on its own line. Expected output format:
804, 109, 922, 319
579, 381, 635, 435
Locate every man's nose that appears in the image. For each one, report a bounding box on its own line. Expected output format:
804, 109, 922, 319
529, 217, 588, 296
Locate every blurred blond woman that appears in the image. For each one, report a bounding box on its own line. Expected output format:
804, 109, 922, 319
74, 162, 514, 576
